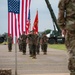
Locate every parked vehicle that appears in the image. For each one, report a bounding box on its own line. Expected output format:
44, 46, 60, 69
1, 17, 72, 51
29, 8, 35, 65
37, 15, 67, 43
0, 33, 7, 43
45, 0, 65, 44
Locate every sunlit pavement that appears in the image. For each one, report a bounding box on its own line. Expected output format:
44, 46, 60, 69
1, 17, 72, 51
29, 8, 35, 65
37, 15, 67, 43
0, 44, 69, 75
20, 73, 69, 75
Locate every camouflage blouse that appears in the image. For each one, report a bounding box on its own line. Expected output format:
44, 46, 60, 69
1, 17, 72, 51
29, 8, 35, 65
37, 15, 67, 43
58, 0, 75, 31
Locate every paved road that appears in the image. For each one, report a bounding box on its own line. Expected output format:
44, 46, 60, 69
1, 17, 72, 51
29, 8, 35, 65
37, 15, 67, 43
21, 73, 69, 75
0, 44, 69, 75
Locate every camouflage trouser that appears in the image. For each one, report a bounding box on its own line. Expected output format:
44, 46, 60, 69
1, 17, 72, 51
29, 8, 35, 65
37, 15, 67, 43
8, 43, 12, 51
18, 44, 22, 51
36, 44, 40, 54
41, 44, 43, 52
31, 44, 36, 57
29, 44, 32, 56
22, 43, 27, 54
42, 43, 47, 54
65, 30, 75, 74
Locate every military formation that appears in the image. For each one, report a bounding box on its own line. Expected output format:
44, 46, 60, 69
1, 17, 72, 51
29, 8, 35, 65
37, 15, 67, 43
7, 30, 48, 59
6, 0, 75, 74
58, 0, 75, 75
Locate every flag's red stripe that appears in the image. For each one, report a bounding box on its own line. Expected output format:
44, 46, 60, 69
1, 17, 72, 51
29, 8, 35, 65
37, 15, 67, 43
22, 0, 24, 33
25, 0, 27, 33
11, 13, 13, 38
14, 14, 17, 37
8, 13, 10, 36
18, 14, 20, 35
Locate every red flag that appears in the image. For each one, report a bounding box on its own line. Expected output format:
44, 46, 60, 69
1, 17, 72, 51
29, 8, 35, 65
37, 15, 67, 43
32, 10, 38, 34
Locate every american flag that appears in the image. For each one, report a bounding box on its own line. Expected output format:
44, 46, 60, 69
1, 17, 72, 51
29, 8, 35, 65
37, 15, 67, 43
8, 0, 31, 43
26, 8, 30, 34
26, 0, 31, 34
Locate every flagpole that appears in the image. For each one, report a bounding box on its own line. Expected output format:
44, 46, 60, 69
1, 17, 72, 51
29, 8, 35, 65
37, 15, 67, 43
15, 33, 17, 75
15, 16, 18, 75
8, 0, 20, 74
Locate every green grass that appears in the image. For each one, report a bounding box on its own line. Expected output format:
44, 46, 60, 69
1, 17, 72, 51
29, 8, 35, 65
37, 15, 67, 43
48, 44, 67, 50
0, 42, 8, 45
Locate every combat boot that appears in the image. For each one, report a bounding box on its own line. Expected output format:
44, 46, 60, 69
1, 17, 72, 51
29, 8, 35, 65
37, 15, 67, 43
37, 52, 39, 55
70, 72, 75, 75
43, 52, 47, 55
30, 55, 33, 57
9, 50, 12, 52
32, 56, 36, 59
23, 52, 26, 55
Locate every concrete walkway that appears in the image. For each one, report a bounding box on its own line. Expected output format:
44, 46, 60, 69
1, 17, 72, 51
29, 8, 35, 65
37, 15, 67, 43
20, 73, 69, 75
0, 44, 69, 75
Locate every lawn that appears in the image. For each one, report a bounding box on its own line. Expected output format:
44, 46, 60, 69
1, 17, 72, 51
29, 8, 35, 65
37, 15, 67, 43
48, 44, 67, 51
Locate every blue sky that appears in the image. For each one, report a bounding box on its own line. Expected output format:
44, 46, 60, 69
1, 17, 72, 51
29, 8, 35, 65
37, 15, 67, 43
0, 0, 59, 34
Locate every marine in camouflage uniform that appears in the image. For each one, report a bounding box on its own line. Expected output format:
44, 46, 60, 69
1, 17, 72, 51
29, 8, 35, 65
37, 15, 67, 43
8, 34, 13, 52
27, 31, 33, 57
40, 34, 44, 52
18, 35, 22, 52
36, 33, 40, 55
58, 0, 75, 75
28, 30, 38, 59
41, 33, 48, 55
21, 32, 27, 55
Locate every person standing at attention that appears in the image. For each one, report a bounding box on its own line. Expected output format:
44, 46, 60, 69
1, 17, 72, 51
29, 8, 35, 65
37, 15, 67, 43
58, 0, 75, 75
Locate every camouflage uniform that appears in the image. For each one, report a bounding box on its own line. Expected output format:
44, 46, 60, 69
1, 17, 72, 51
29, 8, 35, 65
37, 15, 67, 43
8, 35, 13, 52
31, 33, 38, 58
58, 0, 75, 74
40, 34, 44, 52
28, 31, 38, 58
28, 33, 33, 57
36, 34, 40, 55
41, 33, 48, 55
18, 35, 22, 52
21, 33, 27, 55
